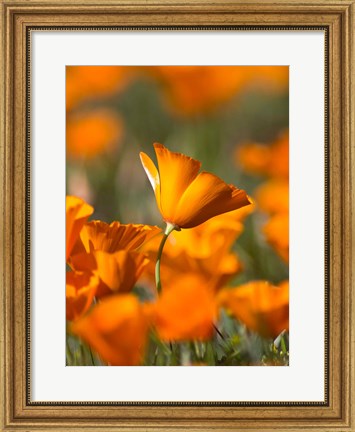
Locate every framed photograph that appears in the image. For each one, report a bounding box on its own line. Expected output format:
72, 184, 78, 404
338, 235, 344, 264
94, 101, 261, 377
1, 0, 354, 431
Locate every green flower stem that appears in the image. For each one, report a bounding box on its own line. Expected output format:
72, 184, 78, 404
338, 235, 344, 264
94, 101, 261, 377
155, 222, 177, 293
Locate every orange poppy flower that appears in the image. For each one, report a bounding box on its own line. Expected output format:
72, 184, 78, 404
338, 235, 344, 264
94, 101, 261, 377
72, 220, 161, 256
218, 280, 289, 339
66, 271, 99, 321
66, 110, 123, 160
263, 213, 289, 262
66, 196, 94, 262
151, 274, 217, 342
140, 143, 251, 229
71, 294, 149, 366
70, 250, 149, 297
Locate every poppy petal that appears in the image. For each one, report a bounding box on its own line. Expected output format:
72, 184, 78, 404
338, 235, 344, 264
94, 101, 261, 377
174, 171, 251, 228
139, 151, 162, 214
153, 143, 201, 222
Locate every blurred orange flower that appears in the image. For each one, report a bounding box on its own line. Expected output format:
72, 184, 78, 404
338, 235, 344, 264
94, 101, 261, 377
71, 294, 149, 366
66, 110, 123, 160
236, 130, 289, 179
255, 180, 289, 215
140, 207, 252, 291
145, 66, 288, 116
263, 213, 289, 262
66, 66, 132, 111
142, 234, 241, 293
66, 196, 93, 262
218, 280, 289, 339
140, 143, 250, 229
66, 271, 99, 321
151, 274, 217, 342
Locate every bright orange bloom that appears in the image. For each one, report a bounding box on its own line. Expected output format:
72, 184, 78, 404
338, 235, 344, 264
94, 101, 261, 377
70, 250, 149, 297
66, 271, 99, 321
151, 274, 217, 342
263, 213, 289, 262
218, 280, 289, 339
72, 220, 161, 256
140, 143, 251, 229
255, 180, 289, 215
236, 131, 289, 179
66, 196, 93, 262
66, 110, 123, 160
71, 294, 149, 366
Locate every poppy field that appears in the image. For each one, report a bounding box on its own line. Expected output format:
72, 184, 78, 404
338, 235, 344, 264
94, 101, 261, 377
66, 66, 289, 366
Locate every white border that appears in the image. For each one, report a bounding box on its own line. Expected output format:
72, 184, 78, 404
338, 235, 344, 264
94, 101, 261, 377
32, 31, 325, 401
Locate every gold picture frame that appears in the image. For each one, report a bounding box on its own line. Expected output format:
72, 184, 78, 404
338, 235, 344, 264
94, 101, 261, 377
1, 0, 354, 430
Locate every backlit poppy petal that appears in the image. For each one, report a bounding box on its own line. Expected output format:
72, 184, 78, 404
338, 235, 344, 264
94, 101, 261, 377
78, 220, 161, 254
139, 151, 162, 214
94, 250, 149, 297
66, 196, 94, 262
174, 171, 251, 228
153, 143, 201, 222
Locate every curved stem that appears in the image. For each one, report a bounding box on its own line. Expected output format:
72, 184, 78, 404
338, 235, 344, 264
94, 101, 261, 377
155, 222, 176, 293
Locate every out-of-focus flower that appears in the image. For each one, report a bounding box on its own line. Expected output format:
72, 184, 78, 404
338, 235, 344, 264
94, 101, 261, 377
144, 66, 288, 116
218, 280, 289, 339
140, 143, 250, 229
263, 213, 289, 262
236, 131, 289, 179
66, 110, 124, 160
255, 180, 289, 215
168, 205, 254, 259
142, 234, 242, 293
140, 206, 253, 291
66, 196, 94, 262
66, 271, 99, 321
149, 274, 217, 342
66, 66, 132, 111
71, 294, 149, 366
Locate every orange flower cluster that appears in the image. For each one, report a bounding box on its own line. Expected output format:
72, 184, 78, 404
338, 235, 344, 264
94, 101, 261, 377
66, 144, 289, 366
236, 131, 289, 262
